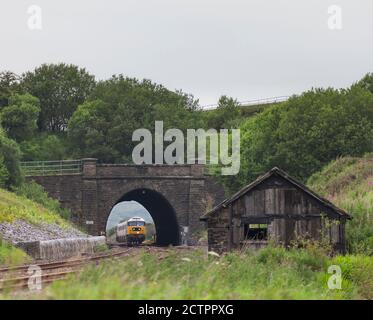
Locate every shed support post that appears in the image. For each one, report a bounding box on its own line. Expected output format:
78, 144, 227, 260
228, 205, 233, 251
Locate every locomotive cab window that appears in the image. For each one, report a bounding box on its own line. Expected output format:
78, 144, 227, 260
128, 221, 145, 226
244, 224, 268, 240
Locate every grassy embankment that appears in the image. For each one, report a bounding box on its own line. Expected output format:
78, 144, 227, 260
308, 155, 373, 255
9, 156, 371, 300
0, 182, 73, 266
0, 239, 29, 266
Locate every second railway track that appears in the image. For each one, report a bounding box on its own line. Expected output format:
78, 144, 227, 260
0, 247, 134, 291
0, 245, 200, 292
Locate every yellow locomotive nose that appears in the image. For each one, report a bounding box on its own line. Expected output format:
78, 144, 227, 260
128, 226, 145, 235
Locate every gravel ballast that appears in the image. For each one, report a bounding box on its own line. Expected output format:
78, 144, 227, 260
0, 220, 88, 244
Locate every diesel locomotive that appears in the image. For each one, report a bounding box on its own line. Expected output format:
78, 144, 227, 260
116, 216, 146, 245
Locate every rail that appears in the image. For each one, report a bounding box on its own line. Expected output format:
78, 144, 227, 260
0, 248, 134, 291
202, 95, 289, 110
20, 160, 82, 176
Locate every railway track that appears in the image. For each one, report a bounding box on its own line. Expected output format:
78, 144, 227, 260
0, 245, 201, 292
0, 247, 134, 292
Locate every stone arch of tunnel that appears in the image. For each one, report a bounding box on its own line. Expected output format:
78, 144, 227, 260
108, 188, 181, 246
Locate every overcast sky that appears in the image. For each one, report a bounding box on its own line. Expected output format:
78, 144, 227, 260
1, 0, 372, 106
106, 201, 153, 230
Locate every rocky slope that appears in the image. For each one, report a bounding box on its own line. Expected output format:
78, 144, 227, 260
0, 187, 87, 244
0, 220, 87, 244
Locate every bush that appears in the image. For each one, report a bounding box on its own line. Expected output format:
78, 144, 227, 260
333, 255, 373, 299
13, 181, 71, 220
1, 93, 40, 142
20, 133, 68, 161
0, 155, 10, 188
0, 237, 30, 266
308, 156, 373, 255
0, 128, 22, 188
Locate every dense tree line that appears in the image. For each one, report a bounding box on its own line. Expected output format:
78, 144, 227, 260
221, 76, 373, 193
0, 64, 372, 194
68, 75, 202, 162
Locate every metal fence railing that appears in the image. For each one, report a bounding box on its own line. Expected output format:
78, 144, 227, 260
202, 95, 290, 110
20, 160, 82, 176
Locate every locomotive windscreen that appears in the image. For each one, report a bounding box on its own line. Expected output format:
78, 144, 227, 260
128, 221, 145, 226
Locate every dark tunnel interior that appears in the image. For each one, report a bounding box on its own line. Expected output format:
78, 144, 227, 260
115, 188, 180, 246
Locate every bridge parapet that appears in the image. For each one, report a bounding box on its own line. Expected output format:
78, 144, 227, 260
21, 158, 207, 178
95, 163, 205, 178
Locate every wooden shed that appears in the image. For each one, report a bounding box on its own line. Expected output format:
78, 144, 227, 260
201, 167, 351, 253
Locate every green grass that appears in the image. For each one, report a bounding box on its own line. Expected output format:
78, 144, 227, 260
0, 183, 75, 267
11, 246, 371, 300
308, 155, 373, 255
0, 185, 71, 227
13, 181, 71, 220
0, 238, 31, 266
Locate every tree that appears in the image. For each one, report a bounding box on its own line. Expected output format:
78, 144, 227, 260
223, 86, 373, 193
68, 100, 119, 162
21, 63, 95, 131
356, 72, 373, 94
0, 93, 40, 142
0, 155, 10, 188
204, 96, 242, 130
68, 75, 200, 162
0, 71, 21, 109
20, 133, 67, 161
0, 128, 22, 187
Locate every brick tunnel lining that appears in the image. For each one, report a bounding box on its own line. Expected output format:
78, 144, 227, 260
114, 188, 181, 246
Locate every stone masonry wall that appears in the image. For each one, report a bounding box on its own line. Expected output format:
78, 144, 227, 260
27, 159, 226, 244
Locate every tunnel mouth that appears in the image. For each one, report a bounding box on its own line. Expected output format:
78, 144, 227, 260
109, 188, 181, 246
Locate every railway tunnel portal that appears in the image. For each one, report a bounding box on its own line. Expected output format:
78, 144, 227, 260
23, 159, 226, 245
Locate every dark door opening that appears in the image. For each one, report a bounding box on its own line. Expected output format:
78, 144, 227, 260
244, 224, 268, 240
